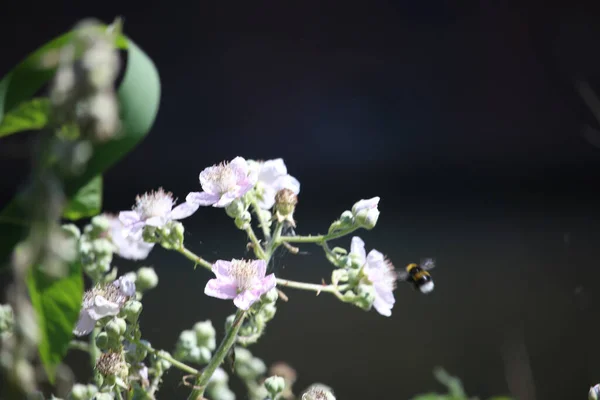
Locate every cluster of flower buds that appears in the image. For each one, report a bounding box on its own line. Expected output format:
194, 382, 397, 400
233, 347, 269, 399
76, 217, 116, 282
234, 287, 278, 346
205, 367, 236, 400
174, 320, 217, 365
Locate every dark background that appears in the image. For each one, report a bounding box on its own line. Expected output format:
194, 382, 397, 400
2, 1, 600, 399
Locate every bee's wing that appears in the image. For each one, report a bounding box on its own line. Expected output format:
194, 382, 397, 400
420, 258, 436, 271
396, 269, 410, 281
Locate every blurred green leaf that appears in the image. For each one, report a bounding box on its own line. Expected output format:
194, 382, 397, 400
26, 259, 83, 383
0, 97, 51, 137
487, 397, 513, 400
0, 25, 161, 267
434, 368, 467, 398
62, 175, 102, 220
411, 394, 452, 400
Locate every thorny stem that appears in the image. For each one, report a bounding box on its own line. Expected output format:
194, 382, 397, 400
187, 309, 247, 400
178, 246, 213, 271
276, 278, 347, 300
276, 226, 358, 245
245, 225, 267, 260
266, 221, 284, 260
251, 198, 271, 241
68, 340, 90, 352
133, 338, 200, 375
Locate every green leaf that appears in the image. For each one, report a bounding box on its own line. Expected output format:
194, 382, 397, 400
62, 175, 102, 220
0, 24, 161, 267
0, 97, 51, 137
26, 258, 84, 383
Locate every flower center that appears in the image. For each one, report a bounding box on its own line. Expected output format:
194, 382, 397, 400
207, 162, 238, 194
228, 259, 257, 291
134, 188, 174, 219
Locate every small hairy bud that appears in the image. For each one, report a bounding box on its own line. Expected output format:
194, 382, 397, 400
265, 375, 286, 396
274, 188, 298, 227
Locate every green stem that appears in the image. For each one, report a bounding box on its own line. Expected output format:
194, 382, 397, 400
178, 246, 213, 271
133, 338, 200, 375
115, 388, 124, 400
266, 222, 284, 260
251, 198, 271, 241
245, 225, 267, 260
187, 310, 247, 400
276, 227, 358, 245
276, 278, 346, 300
89, 327, 100, 368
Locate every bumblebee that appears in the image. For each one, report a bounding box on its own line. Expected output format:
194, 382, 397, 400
397, 259, 435, 294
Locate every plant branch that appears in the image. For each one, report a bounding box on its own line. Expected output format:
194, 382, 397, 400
178, 246, 213, 271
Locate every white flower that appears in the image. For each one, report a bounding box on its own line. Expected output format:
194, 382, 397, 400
249, 158, 300, 209
119, 188, 198, 238
350, 236, 396, 317
351, 197, 380, 229
187, 157, 258, 208
73, 276, 136, 336
105, 214, 154, 260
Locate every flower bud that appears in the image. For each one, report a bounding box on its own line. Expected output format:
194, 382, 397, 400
234, 211, 252, 230
0, 303, 14, 337
158, 221, 185, 250
339, 210, 354, 224
193, 320, 216, 350
62, 224, 81, 239
224, 314, 236, 331
177, 330, 198, 351
225, 198, 246, 218
189, 346, 212, 364
67, 383, 89, 400
136, 267, 158, 292
208, 385, 235, 400
260, 210, 272, 227
156, 351, 172, 370
93, 393, 114, 400
355, 284, 375, 310
121, 300, 142, 323
331, 269, 349, 286
261, 288, 279, 304
265, 375, 286, 396
95, 332, 109, 350
351, 197, 380, 230
105, 319, 123, 340
274, 189, 298, 227
91, 214, 111, 233
260, 303, 277, 322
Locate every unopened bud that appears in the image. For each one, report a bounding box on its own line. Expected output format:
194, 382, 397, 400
234, 211, 252, 230
274, 189, 298, 227
331, 269, 349, 286
261, 288, 279, 304
351, 197, 380, 230
121, 300, 142, 322
265, 375, 286, 396
95, 332, 109, 350
136, 267, 158, 292
225, 198, 246, 218
193, 320, 216, 350
189, 346, 212, 364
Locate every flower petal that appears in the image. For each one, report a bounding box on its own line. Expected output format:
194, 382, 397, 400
259, 273, 277, 293
145, 216, 166, 227
212, 260, 234, 281
169, 201, 199, 220
205, 279, 238, 300
256, 186, 277, 210
372, 296, 393, 317
366, 249, 385, 268
259, 158, 287, 185
272, 174, 300, 194
186, 191, 220, 206
350, 236, 366, 263
254, 260, 268, 278
114, 276, 136, 297
213, 191, 239, 208
199, 166, 222, 195
229, 156, 249, 177
87, 296, 121, 319
233, 290, 260, 310
119, 211, 141, 226
352, 197, 380, 214
73, 310, 96, 336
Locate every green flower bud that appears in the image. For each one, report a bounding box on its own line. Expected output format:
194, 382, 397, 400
67, 383, 88, 400
105, 319, 123, 339
142, 226, 158, 243
135, 267, 158, 292
224, 315, 235, 331
189, 346, 211, 364
156, 354, 172, 371
193, 320, 216, 350
260, 303, 277, 322
261, 288, 279, 304
92, 238, 116, 255
62, 224, 81, 239
177, 330, 198, 351
234, 211, 252, 230
265, 375, 286, 396
249, 357, 267, 376
0, 303, 14, 337
208, 385, 235, 400
233, 347, 252, 363
121, 300, 142, 322
331, 269, 349, 286
354, 284, 375, 310
91, 215, 111, 233
260, 210, 272, 227
225, 198, 246, 218
95, 332, 109, 350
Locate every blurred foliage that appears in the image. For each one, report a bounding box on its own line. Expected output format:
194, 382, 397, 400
411, 368, 513, 400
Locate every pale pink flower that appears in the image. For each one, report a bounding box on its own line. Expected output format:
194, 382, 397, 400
351, 197, 380, 229
350, 236, 396, 317
186, 157, 257, 208
105, 214, 154, 260
249, 158, 300, 209
73, 276, 136, 336
119, 188, 198, 238
204, 259, 276, 310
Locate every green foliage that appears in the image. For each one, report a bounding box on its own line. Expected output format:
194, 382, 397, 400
411, 369, 514, 400
0, 25, 161, 267
26, 259, 84, 383
62, 175, 103, 220
0, 97, 51, 137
